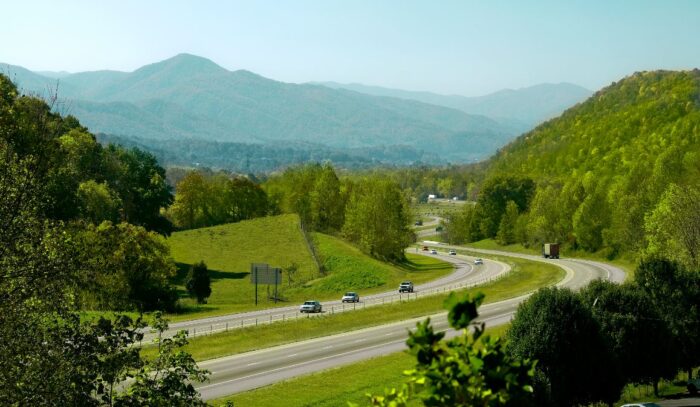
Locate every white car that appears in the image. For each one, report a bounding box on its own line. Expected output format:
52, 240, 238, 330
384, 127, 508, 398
299, 300, 322, 313
341, 292, 360, 303
448, 250, 456, 255
430, 249, 438, 254
474, 258, 483, 265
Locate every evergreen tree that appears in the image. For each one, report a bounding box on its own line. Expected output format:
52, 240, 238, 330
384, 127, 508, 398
186, 261, 212, 304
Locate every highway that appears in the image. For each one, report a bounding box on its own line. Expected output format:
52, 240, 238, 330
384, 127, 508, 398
148, 250, 510, 341
194, 248, 625, 400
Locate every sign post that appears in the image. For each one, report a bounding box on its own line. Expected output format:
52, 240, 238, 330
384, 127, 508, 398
250, 263, 282, 305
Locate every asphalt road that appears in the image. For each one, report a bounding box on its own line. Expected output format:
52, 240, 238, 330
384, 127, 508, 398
147, 251, 510, 341
194, 247, 625, 400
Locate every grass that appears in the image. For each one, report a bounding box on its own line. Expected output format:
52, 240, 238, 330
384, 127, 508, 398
464, 238, 636, 281
212, 325, 509, 407
165, 215, 452, 322
166, 214, 318, 321
140, 252, 563, 361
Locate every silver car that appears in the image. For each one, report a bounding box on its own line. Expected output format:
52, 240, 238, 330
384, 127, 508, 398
342, 292, 360, 303
299, 300, 322, 313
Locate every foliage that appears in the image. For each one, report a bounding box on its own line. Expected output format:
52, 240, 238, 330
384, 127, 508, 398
496, 200, 520, 245
474, 175, 535, 239
0, 140, 206, 405
365, 292, 535, 406
644, 183, 700, 269
168, 170, 268, 230
634, 258, 700, 377
343, 177, 414, 261
0, 73, 174, 234
114, 312, 209, 406
482, 70, 700, 256
186, 261, 212, 304
73, 221, 178, 312
579, 280, 677, 395
506, 287, 623, 406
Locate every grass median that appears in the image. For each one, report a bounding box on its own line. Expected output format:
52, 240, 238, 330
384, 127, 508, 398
212, 325, 509, 407
141, 252, 564, 362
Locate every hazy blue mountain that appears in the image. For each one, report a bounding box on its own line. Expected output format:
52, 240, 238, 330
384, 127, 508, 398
3, 54, 526, 163
316, 81, 592, 128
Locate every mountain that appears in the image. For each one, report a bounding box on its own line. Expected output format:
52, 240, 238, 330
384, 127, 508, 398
316, 81, 592, 129
482, 69, 700, 255
2, 54, 518, 164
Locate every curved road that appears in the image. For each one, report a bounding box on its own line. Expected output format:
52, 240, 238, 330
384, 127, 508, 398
149, 251, 509, 341
195, 247, 625, 400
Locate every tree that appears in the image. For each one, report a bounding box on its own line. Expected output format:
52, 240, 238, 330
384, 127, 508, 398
507, 287, 624, 406
310, 164, 344, 232
186, 261, 212, 304
77, 180, 122, 224
635, 258, 700, 379
475, 175, 535, 239
343, 177, 414, 261
579, 280, 677, 395
114, 313, 209, 406
365, 292, 535, 406
644, 183, 700, 269
74, 221, 178, 312
496, 200, 519, 245
104, 146, 174, 235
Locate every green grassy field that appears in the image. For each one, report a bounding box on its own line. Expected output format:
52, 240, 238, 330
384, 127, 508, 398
166, 215, 452, 322
167, 214, 318, 321
141, 252, 563, 361
212, 325, 508, 407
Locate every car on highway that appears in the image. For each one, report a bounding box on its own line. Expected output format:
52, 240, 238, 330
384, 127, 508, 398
398, 281, 414, 293
414, 220, 423, 226
474, 258, 483, 265
449, 249, 456, 255
299, 300, 322, 313
422, 245, 429, 251
341, 292, 360, 303
688, 377, 700, 395
430, 249, 438, 254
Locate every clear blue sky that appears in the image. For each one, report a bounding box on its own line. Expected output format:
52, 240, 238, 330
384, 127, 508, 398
2, 0, 699, 95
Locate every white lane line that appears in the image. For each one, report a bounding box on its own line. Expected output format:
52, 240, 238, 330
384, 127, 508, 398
323, 345, 333, 349
287, 353, 298, 358
198, 338, 407, 390
246, 362, 259, 366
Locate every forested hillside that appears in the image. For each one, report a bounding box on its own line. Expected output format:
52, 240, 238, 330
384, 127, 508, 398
444, 70, 700, 264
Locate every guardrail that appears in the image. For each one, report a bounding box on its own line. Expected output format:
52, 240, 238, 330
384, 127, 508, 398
181, 261, 511, 339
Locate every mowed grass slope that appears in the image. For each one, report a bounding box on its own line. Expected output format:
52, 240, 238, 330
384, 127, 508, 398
167, 215, 452, 321
167, 214, 318, 320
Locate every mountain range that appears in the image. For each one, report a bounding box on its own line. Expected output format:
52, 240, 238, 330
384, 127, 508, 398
1, 54, 591, 168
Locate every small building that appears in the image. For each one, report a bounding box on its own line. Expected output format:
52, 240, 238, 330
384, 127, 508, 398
428, 194, 436, 200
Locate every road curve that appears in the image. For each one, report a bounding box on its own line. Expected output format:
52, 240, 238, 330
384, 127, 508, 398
194, 246, 625, 400
148, 251, 510, 341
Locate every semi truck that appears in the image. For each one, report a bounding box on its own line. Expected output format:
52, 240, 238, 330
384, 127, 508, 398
542, 243, 560, 259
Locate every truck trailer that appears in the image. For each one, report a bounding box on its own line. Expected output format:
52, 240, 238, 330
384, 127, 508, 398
542, 243, 560, 259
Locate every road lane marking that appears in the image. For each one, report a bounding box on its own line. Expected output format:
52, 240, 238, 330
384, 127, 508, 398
198, 338, 408, 391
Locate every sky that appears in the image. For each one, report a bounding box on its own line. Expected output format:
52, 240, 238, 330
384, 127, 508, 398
2, 0, 700, 96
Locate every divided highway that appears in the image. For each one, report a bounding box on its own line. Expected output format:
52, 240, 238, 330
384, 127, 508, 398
149, 250, 510, 341
195, 248, 625, 400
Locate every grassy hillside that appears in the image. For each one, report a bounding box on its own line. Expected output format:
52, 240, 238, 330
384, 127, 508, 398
167, 214, 318, 319
167, 215, 452, 321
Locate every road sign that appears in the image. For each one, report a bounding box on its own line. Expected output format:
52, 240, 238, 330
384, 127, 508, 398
250, 264, 281, 285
